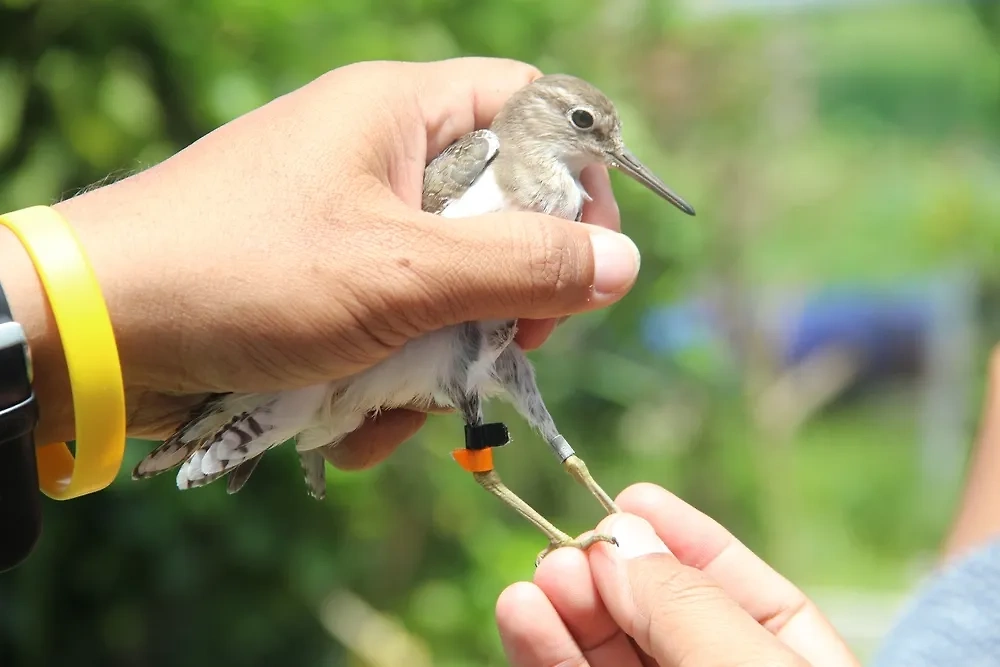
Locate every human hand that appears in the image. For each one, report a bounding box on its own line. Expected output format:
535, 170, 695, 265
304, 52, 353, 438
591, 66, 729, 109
0, 58, 631, 464
497, 483, 860, 666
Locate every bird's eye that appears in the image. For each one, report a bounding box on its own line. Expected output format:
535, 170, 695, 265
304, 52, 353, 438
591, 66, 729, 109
570, 108, 594, 130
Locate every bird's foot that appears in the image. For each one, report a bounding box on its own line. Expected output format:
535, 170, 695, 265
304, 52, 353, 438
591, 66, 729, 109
535, 532, 618, 567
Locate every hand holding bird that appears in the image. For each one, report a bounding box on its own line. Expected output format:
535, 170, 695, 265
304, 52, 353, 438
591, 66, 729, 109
128, 67, 694, 560
2, 57, 688, 562
3, 58, 632, 457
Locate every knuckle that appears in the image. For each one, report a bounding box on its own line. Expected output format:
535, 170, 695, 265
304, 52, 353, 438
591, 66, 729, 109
336, 270, 413, 354
641, 564, 729, 621
524, 223, 578, 307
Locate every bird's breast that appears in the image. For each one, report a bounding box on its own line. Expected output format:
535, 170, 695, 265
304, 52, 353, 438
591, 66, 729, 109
439, 165, 510, 218
439, 163, 585, 221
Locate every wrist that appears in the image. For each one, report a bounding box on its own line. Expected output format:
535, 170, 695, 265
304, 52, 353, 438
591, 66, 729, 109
0, 222, 73, 445
0, 202, 128, 499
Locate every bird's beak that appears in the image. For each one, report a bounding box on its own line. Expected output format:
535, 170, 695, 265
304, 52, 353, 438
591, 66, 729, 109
605, 147, 696, 216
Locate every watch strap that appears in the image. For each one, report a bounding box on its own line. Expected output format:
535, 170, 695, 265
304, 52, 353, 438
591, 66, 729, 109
0, 282, 42, 572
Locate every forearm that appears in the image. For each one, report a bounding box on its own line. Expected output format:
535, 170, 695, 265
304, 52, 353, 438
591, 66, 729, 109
943, 347, 1000, 562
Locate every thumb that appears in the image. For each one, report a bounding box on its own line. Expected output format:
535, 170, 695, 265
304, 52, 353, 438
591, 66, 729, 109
590, 514, 810, 667
406, 209, 640, 327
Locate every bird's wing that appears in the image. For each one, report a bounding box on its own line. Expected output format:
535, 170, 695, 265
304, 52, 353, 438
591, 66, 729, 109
422, 129, 500, 214
175, 384, 329, 489
132, 385, 328, 492
132, 393, 233, 479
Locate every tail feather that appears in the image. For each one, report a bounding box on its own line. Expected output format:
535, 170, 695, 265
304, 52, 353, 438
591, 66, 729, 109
298, 450, 327, 500
226, 456, 263, 494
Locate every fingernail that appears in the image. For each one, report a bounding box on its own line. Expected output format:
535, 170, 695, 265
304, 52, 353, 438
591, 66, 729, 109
590, 229, 640, 298
610, 515, 672, 560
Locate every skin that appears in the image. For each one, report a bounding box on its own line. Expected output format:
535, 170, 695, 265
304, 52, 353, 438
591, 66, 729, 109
497, 483, 862, 667
943, 344, 1000, 562
0, 58, 632, 469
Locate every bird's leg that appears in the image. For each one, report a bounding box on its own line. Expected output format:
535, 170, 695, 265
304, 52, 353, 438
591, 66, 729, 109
448, 385, 613, 563
493, 343, 622, 516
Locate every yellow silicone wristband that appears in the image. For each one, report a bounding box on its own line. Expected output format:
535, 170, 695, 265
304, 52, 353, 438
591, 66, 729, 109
0, 205, 126, 499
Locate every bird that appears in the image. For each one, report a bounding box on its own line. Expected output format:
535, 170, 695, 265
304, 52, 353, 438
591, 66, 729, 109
132, 73, 695, 561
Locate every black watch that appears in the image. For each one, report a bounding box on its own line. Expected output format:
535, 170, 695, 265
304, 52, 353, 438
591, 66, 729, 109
0, 281, 42, 572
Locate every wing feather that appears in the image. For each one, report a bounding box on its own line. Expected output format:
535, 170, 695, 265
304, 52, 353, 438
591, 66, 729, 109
176, 384, 329, 488
131, 393, 232, 479
225, 456, 262, 494
422, 129, 500, 214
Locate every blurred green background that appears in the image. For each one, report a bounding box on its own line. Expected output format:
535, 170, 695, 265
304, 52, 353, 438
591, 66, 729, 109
2, 0, 1000, 664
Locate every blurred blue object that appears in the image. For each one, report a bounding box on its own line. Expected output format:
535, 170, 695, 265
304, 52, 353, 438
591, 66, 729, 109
641, 299, 726, 356
641, 273, 977, 386
781, 286, 929, 379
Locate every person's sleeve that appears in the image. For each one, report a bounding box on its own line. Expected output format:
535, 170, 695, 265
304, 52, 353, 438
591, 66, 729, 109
870, 537, 1000, 666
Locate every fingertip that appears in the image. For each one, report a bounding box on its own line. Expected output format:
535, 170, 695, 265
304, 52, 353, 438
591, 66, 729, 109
615, 482, 677, 515
588, 226, 641, 300
495, 582, 543, 660
322, 409, 427, 470
534, 545, 590, 590
496, 581, 545, 622
595, 514, 673, 561
496, 581, 585, 666
514, 318, 557, 351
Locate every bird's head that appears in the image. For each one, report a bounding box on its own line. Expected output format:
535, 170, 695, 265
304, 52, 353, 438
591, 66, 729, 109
493, 73, 695, 216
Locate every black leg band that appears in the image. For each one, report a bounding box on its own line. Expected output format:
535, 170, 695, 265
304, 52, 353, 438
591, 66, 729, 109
465, 422, 510, 451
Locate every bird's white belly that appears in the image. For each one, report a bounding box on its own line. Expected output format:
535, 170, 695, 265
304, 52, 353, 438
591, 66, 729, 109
333, 326, 463, 412
439, 165, 509, 218
327, 324, 507, 415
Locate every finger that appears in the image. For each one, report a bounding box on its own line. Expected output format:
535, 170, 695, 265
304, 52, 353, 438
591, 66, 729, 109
590, 514, 810, 666
449, 213, 639, 315
389, 206, 640, 330
580, 164, 621, 233
413, 58, 543, 158
513, 318, 557, 351
508, 165, 617, 351
615, 484, 859, 667
320, 408, 426, 470
496, 582, 586, 667
533, 547, 645, 667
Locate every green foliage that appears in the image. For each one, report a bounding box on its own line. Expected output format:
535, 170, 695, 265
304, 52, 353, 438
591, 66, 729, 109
2, 1, 999, 664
